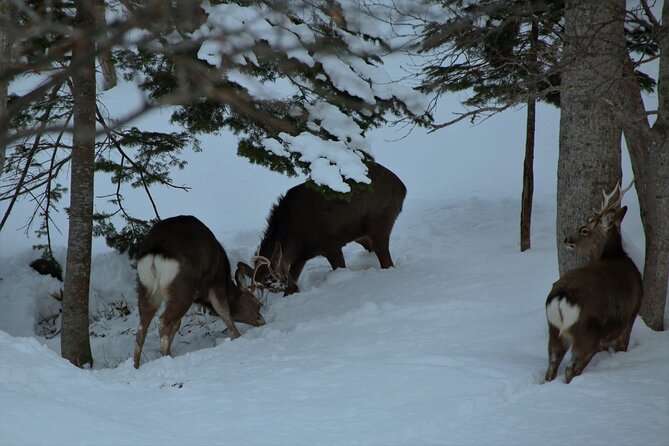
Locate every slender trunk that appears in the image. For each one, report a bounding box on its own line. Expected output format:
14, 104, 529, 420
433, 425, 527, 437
520, 98, 535, 252
61, 1, 96, 367
520, 18, 538, 253
557, 0, 624, 275
94, 0, 117, 91
614, 2, 669, 330
0, 1, 17, 175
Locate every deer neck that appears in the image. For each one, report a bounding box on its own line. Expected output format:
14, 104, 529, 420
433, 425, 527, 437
599, 229, 625, 261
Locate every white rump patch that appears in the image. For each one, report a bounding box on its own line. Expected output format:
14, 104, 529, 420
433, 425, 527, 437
546, 297, 580, 336
137, 254, 180, 298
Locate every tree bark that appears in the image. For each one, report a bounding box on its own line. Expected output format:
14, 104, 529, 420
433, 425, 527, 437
94, 0, 117, 91
520, 97, 535, 252
614, 3, 669, 330
61, 1, 96, 368
0, 1, 17, 175
557, 0, 625, 275
520, 18, 538, 253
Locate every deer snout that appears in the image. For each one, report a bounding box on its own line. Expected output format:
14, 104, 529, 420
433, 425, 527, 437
564, 237, 575, 250
257, 314, 266, 326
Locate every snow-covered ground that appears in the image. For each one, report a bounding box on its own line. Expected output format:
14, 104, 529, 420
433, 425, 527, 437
2, 192, 668, 445
1, 84, 668, 444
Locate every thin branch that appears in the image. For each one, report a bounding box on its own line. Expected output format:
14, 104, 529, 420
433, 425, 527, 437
96, 105, 188, 201
0, 156, 71, 201
640, 0, 661, 28
0, 82, 65, 231
428, 104, 515, 132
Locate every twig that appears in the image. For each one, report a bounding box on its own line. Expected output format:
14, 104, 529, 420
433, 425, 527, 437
0, 82, 65, 231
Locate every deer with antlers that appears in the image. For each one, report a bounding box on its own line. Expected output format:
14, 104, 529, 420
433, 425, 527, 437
133, 216, 265, 369
240, 161, 406, 296
544, 181, 643, 383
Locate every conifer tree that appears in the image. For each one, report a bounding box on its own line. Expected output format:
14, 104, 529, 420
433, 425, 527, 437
417, 0, 563, 251
1, 0, 430, 364
412, 0, 657, 254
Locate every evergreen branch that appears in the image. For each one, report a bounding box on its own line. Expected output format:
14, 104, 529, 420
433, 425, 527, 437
0, 156, 71, 202
112, 156, 134, 223
95, 106, 189, 201
0, 83, 64, 231
43, 144, 62, 257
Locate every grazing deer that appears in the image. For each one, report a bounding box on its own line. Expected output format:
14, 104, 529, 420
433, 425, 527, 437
243, 161, 406, 295
133, 215, 265, 369
545, 182, 643, 383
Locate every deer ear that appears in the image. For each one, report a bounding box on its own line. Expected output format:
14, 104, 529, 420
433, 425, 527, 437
613, 206, 628, 227
602, 206, 627, 230
235, 262, 254, 288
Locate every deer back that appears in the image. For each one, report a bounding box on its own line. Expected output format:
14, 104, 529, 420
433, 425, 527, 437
549, 256, 642, 326
139, 215, 222, 290
256, 161, 406, 280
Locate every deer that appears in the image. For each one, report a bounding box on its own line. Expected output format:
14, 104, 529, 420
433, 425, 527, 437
133, 215, 265, 369
241, 161, 406, 295
544, 181, 643, 383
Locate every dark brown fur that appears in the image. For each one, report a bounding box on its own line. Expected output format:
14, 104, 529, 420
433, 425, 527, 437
255, 161, 406, 294
133, 215, 265, 369
545, 207, 642, 383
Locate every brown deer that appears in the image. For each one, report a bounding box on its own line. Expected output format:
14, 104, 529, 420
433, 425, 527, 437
545, 182, 643, 383
244, 161, 406, 295
133, 215, 265, 369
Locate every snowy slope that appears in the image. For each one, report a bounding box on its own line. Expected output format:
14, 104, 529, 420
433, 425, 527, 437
1, 194, 668, 446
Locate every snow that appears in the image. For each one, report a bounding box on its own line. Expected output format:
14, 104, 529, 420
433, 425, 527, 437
192, 2, 432, 191
1, 105, 668, 444
1, 7, 667, 442
1, 193, 668, 445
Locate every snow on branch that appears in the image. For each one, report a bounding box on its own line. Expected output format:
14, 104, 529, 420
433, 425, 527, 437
195, 1, 430, 191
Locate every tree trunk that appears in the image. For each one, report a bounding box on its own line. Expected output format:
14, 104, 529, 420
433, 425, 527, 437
520, 18, 538, 253
61, 1, 96, 368
0, 1, 17, 175
624, 113, 669, 331
520, 97, 535, 252
557, 0, 625, 275
614, 3, 669, 330
93, 0, 117, 91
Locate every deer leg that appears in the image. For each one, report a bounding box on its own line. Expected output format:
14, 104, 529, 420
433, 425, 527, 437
209, 286, 241, 339
289, 259, 307, 283
326, 250, 346, 270
614, 319, 635, 352
167, 319, 182, 352
133, 283, 161, 369
545, 325, 569, 382
158, 281, 193, 357
284, 274, 300, 296
159, 314, 186, 358
370, 232, 393, 268
565, 335, 599, 383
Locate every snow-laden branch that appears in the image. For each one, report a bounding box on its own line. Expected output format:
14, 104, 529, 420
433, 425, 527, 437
195, 1, 430, 192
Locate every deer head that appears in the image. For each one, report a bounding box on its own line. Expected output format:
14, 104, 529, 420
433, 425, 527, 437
564, 181, 633, 262
232, 264, 266, 326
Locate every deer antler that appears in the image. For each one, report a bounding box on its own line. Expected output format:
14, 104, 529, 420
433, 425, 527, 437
593, 180, 634, 217
249, 255, 287, 295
